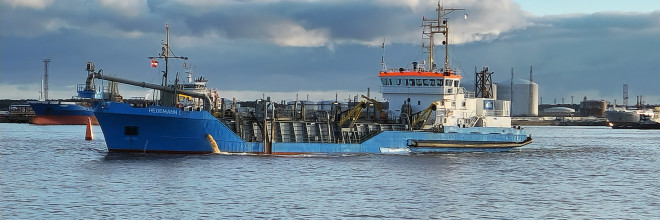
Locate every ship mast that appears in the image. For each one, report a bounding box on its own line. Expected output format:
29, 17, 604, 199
148, 24, 188, 87
422, 2, 465, 72
147, 24, 189, 106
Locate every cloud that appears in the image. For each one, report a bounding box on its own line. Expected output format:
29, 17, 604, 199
99, 0, 148, 18
267, 22, 329, 47
436, 0, 532, 44
1, 0, 659, 105
1, 0, 533, 46
3, 0, 54, 10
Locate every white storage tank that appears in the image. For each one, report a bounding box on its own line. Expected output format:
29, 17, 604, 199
496, 79, 538, 116
543, 107, 576, 116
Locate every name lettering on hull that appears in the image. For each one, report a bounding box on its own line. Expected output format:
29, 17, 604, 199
148, 107, 180, 115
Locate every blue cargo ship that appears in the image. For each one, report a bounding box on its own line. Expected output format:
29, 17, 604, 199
83, 4, 531, 154
28, 84, 102, 125
29, 81, 118, 125
29, 101, 96, 125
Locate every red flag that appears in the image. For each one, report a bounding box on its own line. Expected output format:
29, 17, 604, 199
150, 59, 158, 68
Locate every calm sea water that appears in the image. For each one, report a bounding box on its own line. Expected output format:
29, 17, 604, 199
1, 123, 658, 219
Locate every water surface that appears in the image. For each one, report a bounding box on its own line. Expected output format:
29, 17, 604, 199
1, 124, 658, 219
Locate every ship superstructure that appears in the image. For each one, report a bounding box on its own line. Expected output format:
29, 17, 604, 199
380, 3, 511, 129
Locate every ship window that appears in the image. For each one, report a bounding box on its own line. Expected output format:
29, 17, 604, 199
389, 79, 392, 85
418, 101, 421, 105
445, 79, 452, 86
462, 101, 466, 107
448, 88, 453, 94
124, 126, 138, 136
409, 79, 415, 86
423, 79, 429, 86
454, 80, 459, 87
438, 79, 443, 86
430, 79, 436, 86
415, 79, 422, 85
381, 78, 388, 85
396, 79, 401, 85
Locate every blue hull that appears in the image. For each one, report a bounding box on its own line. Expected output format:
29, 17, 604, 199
94, 102, 531, 154
30, 102, 94, 117
29, 102, 97, 125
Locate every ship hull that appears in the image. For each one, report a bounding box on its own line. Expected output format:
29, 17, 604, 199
29, 102, 98, 125
611, 123, 660, 129
95, 102, 531, 154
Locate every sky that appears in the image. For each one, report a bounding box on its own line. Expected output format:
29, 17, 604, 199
1, 0, 660, 105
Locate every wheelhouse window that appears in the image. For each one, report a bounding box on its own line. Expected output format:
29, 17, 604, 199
445, 79, 452, 86
415, 79, 422, 86
423, 79, 429, 86
454, 80, 459, 87
381, 78, 388, 85
438, 79, 443, 86
396, 79, 401, 85
430, 79, 436, 86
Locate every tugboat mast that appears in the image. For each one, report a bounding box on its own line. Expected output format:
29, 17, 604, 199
422, 2, 465, 72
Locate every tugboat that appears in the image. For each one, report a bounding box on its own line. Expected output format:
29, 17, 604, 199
82, 3, 531, 154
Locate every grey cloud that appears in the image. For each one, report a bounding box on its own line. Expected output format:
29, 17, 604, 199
1, 0, 659, 104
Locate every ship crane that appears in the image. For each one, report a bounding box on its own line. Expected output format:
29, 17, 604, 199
412, 102, 438, 129
339, 95, 384, 128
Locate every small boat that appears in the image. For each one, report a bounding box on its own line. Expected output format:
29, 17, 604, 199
82, 3, 531, 154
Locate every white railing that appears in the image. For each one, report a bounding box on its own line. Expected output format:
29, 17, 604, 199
483, 110, 510, 117
458, 87, 475, 98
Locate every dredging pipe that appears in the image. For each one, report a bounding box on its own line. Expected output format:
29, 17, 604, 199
85, 69, 213, 112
